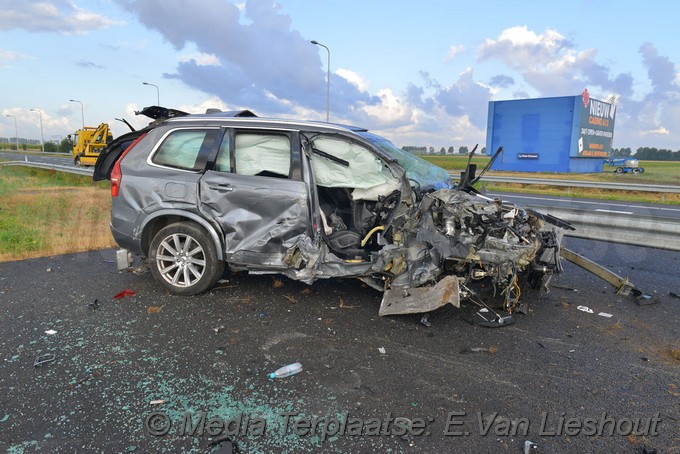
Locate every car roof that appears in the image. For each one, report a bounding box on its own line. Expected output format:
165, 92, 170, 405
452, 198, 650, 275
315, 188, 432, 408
164, 112, 369, 134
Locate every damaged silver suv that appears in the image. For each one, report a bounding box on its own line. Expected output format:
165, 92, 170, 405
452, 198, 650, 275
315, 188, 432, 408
94, 107, 568, 318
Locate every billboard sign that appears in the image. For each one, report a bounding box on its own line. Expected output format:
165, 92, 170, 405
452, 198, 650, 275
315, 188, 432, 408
577, 89, 615, 158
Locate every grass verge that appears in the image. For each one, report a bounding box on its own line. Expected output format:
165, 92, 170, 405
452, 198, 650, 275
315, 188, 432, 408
0, 167, 116, 262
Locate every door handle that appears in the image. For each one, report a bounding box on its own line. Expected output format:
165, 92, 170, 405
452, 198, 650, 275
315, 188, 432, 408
208, 183, 234, 192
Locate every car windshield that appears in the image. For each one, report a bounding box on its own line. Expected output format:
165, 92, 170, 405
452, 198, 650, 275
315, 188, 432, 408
357, 131, 451, 190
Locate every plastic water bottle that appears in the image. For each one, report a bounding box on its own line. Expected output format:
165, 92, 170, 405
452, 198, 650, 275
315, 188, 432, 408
268, 362, 302, 379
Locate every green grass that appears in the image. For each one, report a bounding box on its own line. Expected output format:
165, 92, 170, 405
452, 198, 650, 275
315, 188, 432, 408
0, 166, 115, 261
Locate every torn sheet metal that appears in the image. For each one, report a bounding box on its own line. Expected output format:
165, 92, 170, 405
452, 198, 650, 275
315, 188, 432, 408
379, 275, 460, 316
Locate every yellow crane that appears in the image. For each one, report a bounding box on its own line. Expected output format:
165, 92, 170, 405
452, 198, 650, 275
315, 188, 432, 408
69, 123, 112, 166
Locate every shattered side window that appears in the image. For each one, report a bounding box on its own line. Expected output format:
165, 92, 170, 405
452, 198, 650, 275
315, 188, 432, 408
234, 133, 291, 177
310, 136, 389, 189
357, 131, 451, 190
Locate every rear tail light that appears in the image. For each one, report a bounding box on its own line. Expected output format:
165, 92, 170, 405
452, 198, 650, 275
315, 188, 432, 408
111, 133, 146, 197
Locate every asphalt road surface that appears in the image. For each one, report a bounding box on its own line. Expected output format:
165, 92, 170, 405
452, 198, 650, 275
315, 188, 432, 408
0, 238, 678, 453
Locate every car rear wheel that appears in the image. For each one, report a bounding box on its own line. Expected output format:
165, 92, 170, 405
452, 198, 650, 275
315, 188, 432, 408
149, 222, 224, 295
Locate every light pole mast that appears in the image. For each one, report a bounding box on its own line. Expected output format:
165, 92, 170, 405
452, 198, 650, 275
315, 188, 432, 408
5, 114, 18, 150
143, 82, 160, 106
69, 99, 85, 128
311, 40, 331, 122
30, 109, 45, 153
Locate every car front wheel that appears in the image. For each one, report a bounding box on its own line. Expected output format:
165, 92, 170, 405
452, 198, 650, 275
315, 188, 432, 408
149, 222, 224, 295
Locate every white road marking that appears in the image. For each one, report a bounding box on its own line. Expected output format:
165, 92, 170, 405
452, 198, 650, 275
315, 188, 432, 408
594, 209, 634, 215
490, 193, 680, 213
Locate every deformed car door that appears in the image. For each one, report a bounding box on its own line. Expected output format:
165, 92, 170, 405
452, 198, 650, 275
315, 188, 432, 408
198, 129, 310, 268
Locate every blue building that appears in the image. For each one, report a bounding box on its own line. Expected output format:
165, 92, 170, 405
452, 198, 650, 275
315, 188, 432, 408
485, 90, 616, 173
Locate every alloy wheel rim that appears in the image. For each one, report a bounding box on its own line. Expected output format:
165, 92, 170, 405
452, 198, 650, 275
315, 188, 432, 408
155, 233, 206, 287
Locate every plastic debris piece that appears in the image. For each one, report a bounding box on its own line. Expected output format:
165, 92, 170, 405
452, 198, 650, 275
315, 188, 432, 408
420, 314, 431, 327
378, 347, 386, 355
598, 312, 613, 318
524, 440, 539, 454
149, 400, 165, 405
0, 415, 9, 423
45, 329, 57, 335
113, 289, 136, 300
268, 362, 302, 379
34, 353, 56, 367
577, 305, 594, 314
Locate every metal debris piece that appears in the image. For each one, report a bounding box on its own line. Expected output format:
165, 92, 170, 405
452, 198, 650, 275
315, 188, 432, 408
34, 353, 56, 367
420, 314, 431, 327
577, 306, 594, 314
597, 312, 613, 318
88, 299, 99, 310
380, 275, 460, 316
149, 400, 165, 405
45, 329, 57, 335
378, 347, 386, 355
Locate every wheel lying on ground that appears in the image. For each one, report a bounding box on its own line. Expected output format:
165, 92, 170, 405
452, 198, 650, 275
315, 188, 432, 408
149, 222, 225, 295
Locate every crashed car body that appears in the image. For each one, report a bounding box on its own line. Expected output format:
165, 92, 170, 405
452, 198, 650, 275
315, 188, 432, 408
94, 108, 566, 316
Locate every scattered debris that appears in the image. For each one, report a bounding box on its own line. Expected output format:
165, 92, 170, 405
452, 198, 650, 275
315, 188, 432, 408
283, 295, 298, 304
670, 291, 680, 299
597, 312, 613, 318
213, 325, 224, 333
420, 314, 431, 327
210, 435, 239, 454
378, 347, 386, 355
273, 278, 284, 289
524, 440, 540, 453
34, 353, 56, 367
636, 293, 659, 306
149, 399, 165, 405
577, 305, 594, 314
46, 268, 52, 273
129, 266, 148, 275
474, 309, 515, 328
460, 346, 498, 354
146, 306, 163, 314
641, 357, 649, 362
268, 362, 302, 379
0, 415, 9, 423
68, 359, 119, 389
88, 299, 99, 310
44, 329, 57, 335
113, 289, 136, 300
537, 342, 545, 348
300, 288, 311, 295
671, 348, 680, 361
551, 284, 578, 292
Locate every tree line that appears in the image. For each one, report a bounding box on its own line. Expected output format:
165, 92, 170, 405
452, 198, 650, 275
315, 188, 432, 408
402, 145, 486, 155
611, 147, 680, 161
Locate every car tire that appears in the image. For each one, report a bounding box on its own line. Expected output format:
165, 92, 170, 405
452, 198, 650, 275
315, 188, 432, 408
149, 222, 225, 295
615, 167, 623, 174
74, 156, 81, 166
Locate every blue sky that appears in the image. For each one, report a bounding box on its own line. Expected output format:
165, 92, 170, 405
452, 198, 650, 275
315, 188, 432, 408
1, 0, 679, 152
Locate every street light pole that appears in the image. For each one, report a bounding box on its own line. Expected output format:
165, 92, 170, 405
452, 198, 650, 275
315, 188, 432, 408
30, 109, 45, 153
69, 99, 85, 128
142, 82, 160, 106
5, 114, 18, 151
311, 40, 330, 122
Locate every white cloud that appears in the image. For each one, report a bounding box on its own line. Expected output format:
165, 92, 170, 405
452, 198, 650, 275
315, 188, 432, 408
641, 127, 670, 136
178, 52, 221, 67
336, 68, 369, 91
0, 48, 31, 67
0, 1, 122, 34
444, 44, 464, 62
